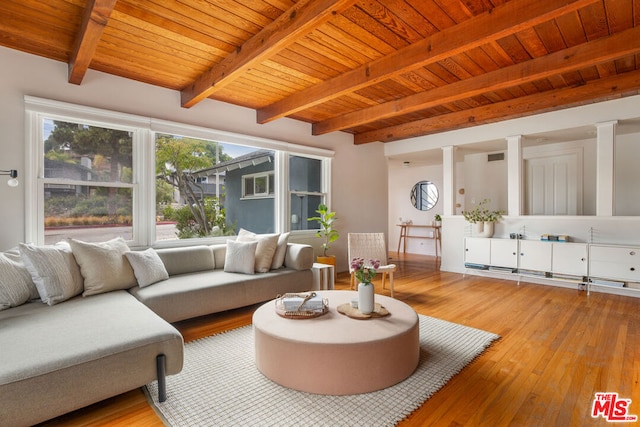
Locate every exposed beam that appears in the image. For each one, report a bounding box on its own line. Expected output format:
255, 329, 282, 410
257, 0, 600, 124
180, 0, 359, 108
68, 0, 117, 85
313, 26, 640, 135
353, 70, 640, 144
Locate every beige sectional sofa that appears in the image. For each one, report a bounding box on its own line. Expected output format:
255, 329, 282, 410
0, 234, 314, 426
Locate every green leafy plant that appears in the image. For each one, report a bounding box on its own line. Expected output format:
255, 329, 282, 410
434, 214, 442, 221
462, 198, 504, 223
307, 203, 339, 257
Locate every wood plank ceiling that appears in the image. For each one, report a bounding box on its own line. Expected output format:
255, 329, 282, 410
1, 0, 639, 144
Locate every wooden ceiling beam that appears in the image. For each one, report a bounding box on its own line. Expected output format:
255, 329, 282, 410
257, 0, 600, 124
180, 0, 359, 108
313, 26, 640, 135
353, 69, 640, 144
68, 0, 117, 85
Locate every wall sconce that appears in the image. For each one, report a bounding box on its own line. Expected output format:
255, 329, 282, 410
0, 169, 19, 187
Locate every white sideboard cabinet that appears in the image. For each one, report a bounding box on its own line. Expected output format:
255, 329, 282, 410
464, 237, 639, 297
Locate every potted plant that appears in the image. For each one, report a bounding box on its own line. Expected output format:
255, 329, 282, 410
307, 204, 339, 272
350, 257, 380, 314
433, 214, 442, 227
462, 198, 504, 237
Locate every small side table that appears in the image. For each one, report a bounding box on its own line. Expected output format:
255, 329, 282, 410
312, 262, 335, 290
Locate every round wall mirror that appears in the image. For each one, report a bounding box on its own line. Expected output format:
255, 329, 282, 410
410, 181, 438, 211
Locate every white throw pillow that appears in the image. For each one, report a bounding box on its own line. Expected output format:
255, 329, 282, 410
237, 228, 279, 273
271, 232, 290, 270
68, 237, 137, 296
224, 239, 258, 275
19, 242, 84, 305
0, 248, 38, 311
125, 248, 170, 288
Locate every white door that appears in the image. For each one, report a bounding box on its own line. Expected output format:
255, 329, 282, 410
519, 240, 552, 272
465, 238, 491, 265
490, 239, 518, 268
525, 153, 581, 215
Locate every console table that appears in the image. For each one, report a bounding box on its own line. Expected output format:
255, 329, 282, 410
397, 224, 441, 257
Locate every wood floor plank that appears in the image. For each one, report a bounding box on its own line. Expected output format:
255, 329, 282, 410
38, 253, 640, 426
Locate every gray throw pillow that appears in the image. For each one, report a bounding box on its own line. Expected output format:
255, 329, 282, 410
125, 248, 170, 288
19, 242, 84, 305
224, 239, 258, 275
0, 248, 38, 310
68, 237, 137, 296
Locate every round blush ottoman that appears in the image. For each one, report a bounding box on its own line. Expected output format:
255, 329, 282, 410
253, 290, 419, 395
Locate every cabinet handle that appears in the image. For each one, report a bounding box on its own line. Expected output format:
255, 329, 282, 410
631, 267, 636, 272
581, 258, 586, 261
630, 251, 636, 256
512, 252, 516, 255
520, 253, 524, 256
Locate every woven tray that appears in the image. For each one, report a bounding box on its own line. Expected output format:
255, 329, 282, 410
275, 292, 329, 319
337, 303, 389, 319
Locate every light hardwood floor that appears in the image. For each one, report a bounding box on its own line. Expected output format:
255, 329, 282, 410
40, 253, 639, 426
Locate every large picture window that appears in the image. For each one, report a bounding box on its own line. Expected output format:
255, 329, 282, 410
25, 97, 333, 247
40, 119, 136, 244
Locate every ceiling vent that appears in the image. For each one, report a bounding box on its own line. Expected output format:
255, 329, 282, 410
487, 153, 505, 162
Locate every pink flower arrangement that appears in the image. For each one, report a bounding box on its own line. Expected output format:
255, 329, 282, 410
351, 257, 380, 284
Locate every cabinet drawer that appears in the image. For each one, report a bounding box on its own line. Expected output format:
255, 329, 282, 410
590, 261, 639, 282
589, 245, 640, 263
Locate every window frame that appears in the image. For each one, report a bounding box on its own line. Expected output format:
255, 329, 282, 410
242, 171, 275, 199
25, 96, 334, 248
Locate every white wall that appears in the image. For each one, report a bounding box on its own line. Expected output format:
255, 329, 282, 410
0, 46, 388, 273
387, 160, 443, 256
383, 97, 640, 275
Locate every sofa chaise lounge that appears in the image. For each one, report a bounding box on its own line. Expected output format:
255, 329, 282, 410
0, 233, 314, 426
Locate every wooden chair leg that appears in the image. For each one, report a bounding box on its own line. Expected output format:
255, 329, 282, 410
381, 272, 387, 290
389, 272, 395, 298
350, 272, 355, 290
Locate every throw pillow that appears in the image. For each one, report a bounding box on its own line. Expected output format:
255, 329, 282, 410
236, 228, 279, 273
19, 242, 84, 305
271, 232, 290, 270
68, 237, 137, 296
125, 248, 170, 288
224, 239, 258, 275
0, 248, 38, 311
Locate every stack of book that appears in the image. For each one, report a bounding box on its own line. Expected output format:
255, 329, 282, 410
282, 294, 325, 312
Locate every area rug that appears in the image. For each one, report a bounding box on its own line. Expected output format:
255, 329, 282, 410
145, 315, 499, 426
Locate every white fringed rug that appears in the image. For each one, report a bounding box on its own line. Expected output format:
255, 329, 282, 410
146, 315, 499, 427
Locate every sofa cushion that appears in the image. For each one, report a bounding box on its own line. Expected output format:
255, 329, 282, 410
224, 239, 258, 274
237, 229, 279, 273
128, 268, 313, 323
125, 248, 169, 288
68, 237, 137, 296
0, 248, 38, 311
0, 291, 184, 427
155, 246, 215, 276
18, 242, 84, 305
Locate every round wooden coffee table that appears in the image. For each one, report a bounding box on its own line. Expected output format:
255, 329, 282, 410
252, 290, 419, 395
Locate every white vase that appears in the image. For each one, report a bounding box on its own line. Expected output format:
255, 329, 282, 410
474, 221, 495, 238
358, 282, 375, 314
